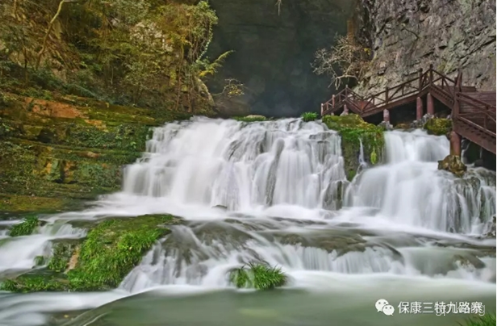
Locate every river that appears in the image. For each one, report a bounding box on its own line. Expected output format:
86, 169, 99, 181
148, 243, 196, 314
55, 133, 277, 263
0, 117, 495, 326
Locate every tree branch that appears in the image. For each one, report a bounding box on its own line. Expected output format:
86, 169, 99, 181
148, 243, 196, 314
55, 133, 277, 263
35, 0, 78, 70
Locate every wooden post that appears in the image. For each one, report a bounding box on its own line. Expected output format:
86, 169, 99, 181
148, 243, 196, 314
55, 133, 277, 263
343, 105, 349, 115
385, 86, 389, 104
416, 96, 423, 120
418, 68, 423, 91
383, 109, 390, 123
429, 64, 434, 84
450, 131, 462, 156
332, 95, 336, 107
427, 93, 434, 115
453, 94, 460, 117
321, 103, 324, 116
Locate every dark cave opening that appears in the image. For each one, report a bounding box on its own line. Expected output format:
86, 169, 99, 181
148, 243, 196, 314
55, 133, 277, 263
205, 0, 355, 118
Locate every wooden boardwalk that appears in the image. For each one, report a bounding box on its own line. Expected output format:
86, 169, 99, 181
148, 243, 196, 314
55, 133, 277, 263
321, 65, 496, 155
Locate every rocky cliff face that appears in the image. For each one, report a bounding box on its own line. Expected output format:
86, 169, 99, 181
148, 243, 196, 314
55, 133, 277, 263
355, 0, 496, 95
0, 93, 189, 213
206, 0, 354, 117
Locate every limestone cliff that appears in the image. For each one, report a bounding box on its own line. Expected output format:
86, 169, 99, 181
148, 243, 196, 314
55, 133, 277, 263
355, 0, 496, 95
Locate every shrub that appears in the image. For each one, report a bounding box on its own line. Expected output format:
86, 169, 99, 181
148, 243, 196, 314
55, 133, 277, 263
9, 216, 39, 237
301, 112, 318, 122
228, 262, 288, 290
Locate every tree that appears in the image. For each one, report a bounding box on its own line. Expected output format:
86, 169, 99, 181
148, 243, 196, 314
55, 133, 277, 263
312, 35, 371, 89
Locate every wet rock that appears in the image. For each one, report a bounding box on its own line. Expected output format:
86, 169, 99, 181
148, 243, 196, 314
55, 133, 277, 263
438, 154, 467, 177
274, 229, 402, 259
453, 254, 486, 270
393, 122, 412, 130
378, 121, 393, 131
483, 215, 496, 238
322, 180, 348, 211
410, 113, 434, 129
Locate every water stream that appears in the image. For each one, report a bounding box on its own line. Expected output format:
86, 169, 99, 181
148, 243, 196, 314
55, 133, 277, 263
0, 117, 495, 326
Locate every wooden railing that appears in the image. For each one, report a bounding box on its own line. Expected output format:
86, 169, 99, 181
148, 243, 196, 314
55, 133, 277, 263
453, 92, 496, 137
321, 64, 496, 153
322, 64, 459, 116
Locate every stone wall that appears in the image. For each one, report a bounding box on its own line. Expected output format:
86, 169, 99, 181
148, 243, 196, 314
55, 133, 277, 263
355, 0, 496, 95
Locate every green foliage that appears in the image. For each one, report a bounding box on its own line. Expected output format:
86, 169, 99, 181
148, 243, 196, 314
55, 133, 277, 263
228, 262, 288, 290
0, 0, 225, 114
423, 118, 452, 136
301, 112, 318, 122
0, 215, 176, 292
322, 114, 384, 180
9, 216, 39, 236
234, 115, 267, 123
459, 314, 496, 326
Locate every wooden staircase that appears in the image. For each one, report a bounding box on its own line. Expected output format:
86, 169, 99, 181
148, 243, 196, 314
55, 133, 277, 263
321, 65, 496, 155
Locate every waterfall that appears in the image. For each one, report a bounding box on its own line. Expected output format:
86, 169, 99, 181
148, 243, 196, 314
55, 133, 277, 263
120, 118, 347, 211
0, 117, 495, 326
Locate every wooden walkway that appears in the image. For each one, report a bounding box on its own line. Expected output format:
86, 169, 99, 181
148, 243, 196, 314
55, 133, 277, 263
321, 65, 496, 155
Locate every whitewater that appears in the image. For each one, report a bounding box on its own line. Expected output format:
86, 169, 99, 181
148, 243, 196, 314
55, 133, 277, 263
0, 117, 495, 326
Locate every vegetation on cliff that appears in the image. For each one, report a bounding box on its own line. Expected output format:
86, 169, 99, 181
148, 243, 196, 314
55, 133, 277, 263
0, 0, 234, 212
0, 0, 227, 114
322, 114, 384, 180
228, 262, 288, 290
1, 214, 179, 292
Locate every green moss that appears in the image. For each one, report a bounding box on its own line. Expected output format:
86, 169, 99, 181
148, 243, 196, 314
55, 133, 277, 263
0, 194, 82, 213
0, 214, 179, 292
234, 115, 266, 123
301, 112, 318, 122
228, 262, 288, 290
322, 114, 385, 181
460, 314, 496, 326
424, 118, 452, 136
1, 275, 68, 293
9, 216, 40, 236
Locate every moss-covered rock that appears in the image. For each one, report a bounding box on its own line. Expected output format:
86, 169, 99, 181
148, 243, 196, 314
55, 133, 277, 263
0, 214, 181, 292
423, 118, 452, 136
438, 154, 467, 177
322, 114, 384, 181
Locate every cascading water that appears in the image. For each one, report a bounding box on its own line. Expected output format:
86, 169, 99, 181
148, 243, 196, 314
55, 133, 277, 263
0, 117, 495, 326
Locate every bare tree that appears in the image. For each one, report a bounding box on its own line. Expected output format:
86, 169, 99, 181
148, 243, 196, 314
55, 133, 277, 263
312, 35, 371, 89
